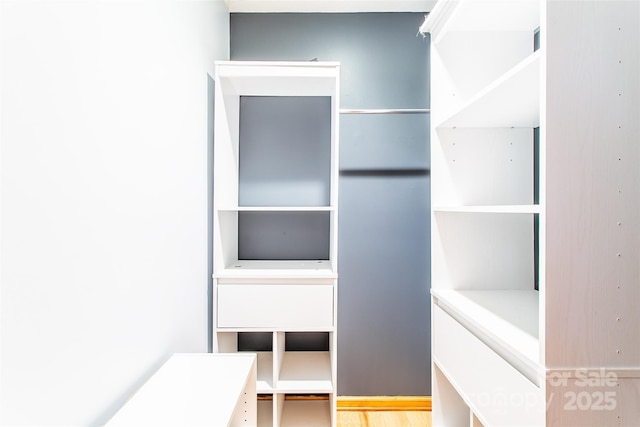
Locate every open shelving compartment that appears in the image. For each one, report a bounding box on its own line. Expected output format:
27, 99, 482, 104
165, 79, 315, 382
425, 0, 546, 425
213, 61, 340, 427
428, 0, 640, 425
215, 331, 336, 427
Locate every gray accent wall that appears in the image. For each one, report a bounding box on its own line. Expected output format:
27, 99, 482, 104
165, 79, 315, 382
230, 12, 431, 396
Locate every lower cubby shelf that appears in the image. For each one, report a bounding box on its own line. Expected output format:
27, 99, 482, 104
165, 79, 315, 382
278, 352, 333, 392
215, 331, 337, 425
280, 397, 332, 427
258, 395, 333, 427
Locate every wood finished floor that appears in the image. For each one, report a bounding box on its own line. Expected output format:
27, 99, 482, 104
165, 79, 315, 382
337, 411, 432, 427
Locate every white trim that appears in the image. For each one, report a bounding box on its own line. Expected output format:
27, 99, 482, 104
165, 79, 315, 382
226, 0, 437, 13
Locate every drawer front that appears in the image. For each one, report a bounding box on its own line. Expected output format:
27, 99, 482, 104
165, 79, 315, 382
217, 284, 333, 329
433, 304, 544, 426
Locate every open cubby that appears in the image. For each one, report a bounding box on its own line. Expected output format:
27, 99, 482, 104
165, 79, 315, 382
238, 332, 273, 352
284, 332, 330, 352
238, 211, 330, 261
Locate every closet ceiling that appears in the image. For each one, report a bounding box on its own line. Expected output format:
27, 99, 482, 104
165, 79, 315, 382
225, 0, 436, 13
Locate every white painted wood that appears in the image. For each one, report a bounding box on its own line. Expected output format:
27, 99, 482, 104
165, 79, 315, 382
422, 0, 539, 41
256, 352, 274, 393
431, 33, 534, 122
277, 352, 333, 392
275, 331, 286, 395
433, 305, 544, 426
217, 284, 334, 329
433, 289, 540, 383
433, 205, 540, 214
432, 212, 534, 290
432, 128, 535, 207
105, 354, 257, 427
543, 0, 640, 368
438, 51, 540, 128
428, 0, 640, 424
217, 62, 339, 97
231, 206, 334, 212
432, 365, 470, 427
216, 260, 337, 279
274, 394, 285, 427
226, 0, 436, 13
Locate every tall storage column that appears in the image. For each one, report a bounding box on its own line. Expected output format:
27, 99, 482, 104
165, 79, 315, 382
423, 0, 640, 425
212, 61, 340, 427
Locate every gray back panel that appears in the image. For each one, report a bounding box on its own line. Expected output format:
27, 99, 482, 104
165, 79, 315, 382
239, 96, 332, 207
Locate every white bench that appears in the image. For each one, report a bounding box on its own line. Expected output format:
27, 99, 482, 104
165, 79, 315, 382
105, 353, 257, 427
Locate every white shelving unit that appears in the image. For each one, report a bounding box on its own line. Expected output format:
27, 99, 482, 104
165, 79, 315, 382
423, 0, 640, 425
213, 61, 340, 427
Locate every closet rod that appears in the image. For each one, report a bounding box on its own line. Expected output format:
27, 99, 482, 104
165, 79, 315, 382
339, 108, 430, 114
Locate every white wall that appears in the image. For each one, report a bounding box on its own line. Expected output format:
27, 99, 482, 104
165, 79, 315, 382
0, 1, 229, 425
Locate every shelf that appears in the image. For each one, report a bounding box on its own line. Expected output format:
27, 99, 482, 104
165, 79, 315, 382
437, 51, 541, 128
215, 260, 336, 280
434, 205, 540, 214
280, 399, 331, 427
432, 289, 540, 380
218, 206, 334, 212
216, 61, 339, 97
277, 352, 333, 393
423, 0, 540, 44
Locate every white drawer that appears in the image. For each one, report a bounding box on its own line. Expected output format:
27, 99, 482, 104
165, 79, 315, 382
433, 304, 544, 426
217, 284, 334, 329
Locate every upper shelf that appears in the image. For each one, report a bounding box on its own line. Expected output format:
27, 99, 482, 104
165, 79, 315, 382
216, 61, 340, 97
436, 51, 541, 128
421, 0, 540, 44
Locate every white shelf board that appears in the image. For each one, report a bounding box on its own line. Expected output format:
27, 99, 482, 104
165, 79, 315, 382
215, 260, 336, 280
219, 206, 334, 212
433, 204, 540, 214
277, 352, 333, 393
432, 289, 540, 374
216, 61, 339, 97
281, 399, 331, 427
423, 0, 539, 43
257, 352, 274, 393
226, 0, 437, 13
437, 51, 541, 128
257, 400, 273, 427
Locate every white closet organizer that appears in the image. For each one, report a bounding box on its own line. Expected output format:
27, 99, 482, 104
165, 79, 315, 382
423, 0, 640, 425
213, 61, 340, 427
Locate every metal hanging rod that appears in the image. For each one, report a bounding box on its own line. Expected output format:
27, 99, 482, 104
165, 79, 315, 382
339, 108, 430, 115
